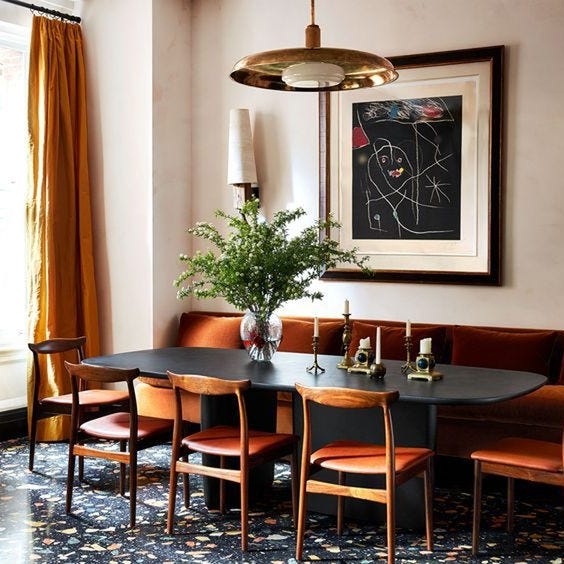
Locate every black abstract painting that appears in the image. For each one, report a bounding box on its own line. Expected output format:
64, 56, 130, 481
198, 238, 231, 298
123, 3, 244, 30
351, 96, 462, 240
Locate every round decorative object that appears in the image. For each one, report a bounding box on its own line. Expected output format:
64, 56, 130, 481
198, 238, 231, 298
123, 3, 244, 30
417, 356, 429, 370
355, 349, 369, 364
240, 311, 282, 362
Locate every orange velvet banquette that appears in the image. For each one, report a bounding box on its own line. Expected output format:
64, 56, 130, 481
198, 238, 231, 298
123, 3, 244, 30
136, 311, 564, 459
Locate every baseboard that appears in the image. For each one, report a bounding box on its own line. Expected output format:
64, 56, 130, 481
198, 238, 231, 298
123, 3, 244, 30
0, 407, 27, 441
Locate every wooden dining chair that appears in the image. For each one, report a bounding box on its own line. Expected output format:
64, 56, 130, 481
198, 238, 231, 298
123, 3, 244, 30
64, 361, 173, 527
295, 383, 434, 564
28, 337, 129, 473
471, 435, 564, 555
166, 371, 299, 551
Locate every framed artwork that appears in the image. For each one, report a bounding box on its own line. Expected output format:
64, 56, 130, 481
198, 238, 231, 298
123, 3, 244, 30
319, 46, 504, 284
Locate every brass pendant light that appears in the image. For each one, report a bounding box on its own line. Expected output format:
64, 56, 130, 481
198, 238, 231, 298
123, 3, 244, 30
230, 0, 398, 92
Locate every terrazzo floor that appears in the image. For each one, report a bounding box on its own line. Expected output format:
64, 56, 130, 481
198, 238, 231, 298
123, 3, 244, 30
1, 438, 564, 563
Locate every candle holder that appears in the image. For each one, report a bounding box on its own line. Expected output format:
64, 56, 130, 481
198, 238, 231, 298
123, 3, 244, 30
407, 353, 443, 381
347, 346, 374, 375
369, 361, 386, 379
401, 335, 415, 375
306, 336, 325, 374
337, 313, 353, 369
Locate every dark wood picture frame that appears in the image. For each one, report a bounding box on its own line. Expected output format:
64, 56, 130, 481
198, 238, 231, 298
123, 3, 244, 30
319, 46, 504, 285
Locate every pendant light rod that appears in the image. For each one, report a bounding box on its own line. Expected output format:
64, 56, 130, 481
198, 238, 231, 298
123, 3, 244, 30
0, 0, 81, 23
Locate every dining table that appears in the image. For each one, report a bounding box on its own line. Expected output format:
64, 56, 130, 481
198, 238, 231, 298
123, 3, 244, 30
84, 346, 546, 528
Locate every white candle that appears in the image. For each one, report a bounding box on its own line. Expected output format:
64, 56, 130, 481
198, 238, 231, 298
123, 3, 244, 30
375, 326, 381, 364
344, 299, 350, 315
406, 319, 411, 337
313, 317, 319, 337
359, 337, 371, 349
420, 338, 432, 354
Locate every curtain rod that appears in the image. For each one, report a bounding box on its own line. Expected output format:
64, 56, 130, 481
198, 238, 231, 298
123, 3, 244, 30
1, 0, 81, 23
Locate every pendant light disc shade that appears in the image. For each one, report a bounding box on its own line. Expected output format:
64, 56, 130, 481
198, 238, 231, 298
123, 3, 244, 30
230, 47, 398, 92
282, 62, 345, 88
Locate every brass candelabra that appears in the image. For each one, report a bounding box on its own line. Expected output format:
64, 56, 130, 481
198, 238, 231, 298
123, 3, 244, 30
401, 335, 415, 375
337, 313, 353, 369
306, 336, 325, 374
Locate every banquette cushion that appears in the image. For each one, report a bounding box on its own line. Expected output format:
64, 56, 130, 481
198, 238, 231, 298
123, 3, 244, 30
176, 312, 243, 349
350, 321, 448, 362
277, 319, 343, 354
451, 325, 558, 377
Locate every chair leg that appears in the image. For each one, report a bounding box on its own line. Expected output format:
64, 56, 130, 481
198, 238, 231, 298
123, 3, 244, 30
28, 411, 38, 471
295, 472, 308, 560
507, 477, 515, 532
78, 455, 85, 482
167, 460, 179, 534
240, 470, 249, 551
290, 445, 299, 528
424, 460, 434, 551
129, 450, 137, 528
66, 446, 76, 514
386, 480, 396, 564
337, 471, 345, 536
119, 440, 126, 496
219, 456, 226, 515
472, 460, 483, 556
182, 454, 190, 508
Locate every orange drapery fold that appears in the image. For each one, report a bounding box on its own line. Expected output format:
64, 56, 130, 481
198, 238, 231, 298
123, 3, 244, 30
26, 16, 100, 441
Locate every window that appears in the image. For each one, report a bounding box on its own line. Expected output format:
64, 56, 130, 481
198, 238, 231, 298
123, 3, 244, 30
0, 22, 28, 351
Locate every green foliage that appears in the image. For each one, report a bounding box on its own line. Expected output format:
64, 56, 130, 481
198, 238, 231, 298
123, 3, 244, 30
174, 199, 368, 318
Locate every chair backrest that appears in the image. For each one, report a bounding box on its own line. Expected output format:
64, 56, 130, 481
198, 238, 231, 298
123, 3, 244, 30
29, 337, 86, 400
167, 371, 251, 459
295, 383, 400, 479
64, 361, 138, 437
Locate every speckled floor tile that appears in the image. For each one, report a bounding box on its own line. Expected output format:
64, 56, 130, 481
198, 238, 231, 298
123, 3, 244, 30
1, 438, 563, 563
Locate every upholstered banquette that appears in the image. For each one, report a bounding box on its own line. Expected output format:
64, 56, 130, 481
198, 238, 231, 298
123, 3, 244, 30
136, 311, 564, 459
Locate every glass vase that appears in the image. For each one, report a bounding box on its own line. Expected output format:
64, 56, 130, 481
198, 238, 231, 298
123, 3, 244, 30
240, 311, 282, 362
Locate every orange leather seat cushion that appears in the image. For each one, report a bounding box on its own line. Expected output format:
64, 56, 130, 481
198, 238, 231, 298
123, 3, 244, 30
176, 312, 243, 349
311, 440, 433, 475
41, 389, 129, 406
80, 412, 172, 440
278, 319, 343, 354
471, 437, 563, 473
350, 322, 448, 362
183, 424, 297, 457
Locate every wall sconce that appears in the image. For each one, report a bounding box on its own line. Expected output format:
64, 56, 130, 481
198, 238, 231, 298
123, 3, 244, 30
227, 108, 259, 208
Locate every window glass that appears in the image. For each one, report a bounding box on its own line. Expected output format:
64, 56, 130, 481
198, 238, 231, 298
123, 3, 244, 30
0, 23, 28, 350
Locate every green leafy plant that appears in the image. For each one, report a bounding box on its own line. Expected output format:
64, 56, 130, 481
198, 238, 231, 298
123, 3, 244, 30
174, 199, 368, 318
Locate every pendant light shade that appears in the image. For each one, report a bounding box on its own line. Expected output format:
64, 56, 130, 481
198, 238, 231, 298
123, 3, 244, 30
230, 0, 398, 92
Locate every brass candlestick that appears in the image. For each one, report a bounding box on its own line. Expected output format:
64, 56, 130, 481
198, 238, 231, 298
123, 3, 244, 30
307, 336, 325, 374
401, 335, 415, 375
337, 313, 353, 369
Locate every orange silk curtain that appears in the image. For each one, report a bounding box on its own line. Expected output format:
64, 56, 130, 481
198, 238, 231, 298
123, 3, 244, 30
26, 16, 100, 441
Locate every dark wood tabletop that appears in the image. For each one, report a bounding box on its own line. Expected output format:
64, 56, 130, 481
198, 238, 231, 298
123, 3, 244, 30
84, 347, 547, 406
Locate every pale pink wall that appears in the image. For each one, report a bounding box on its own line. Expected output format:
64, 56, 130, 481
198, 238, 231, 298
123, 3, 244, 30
82, 0, 564, 356
190, 0, 564, 329
82, 0, 154, 353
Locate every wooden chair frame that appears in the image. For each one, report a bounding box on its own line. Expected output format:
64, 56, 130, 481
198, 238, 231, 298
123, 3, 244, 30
472, 435, 564, 555
167, 371, 298, 551
28, 337, 86, 472
65, 361, 171, 527
28, 337, 130, 478
295, 384, 433, 564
